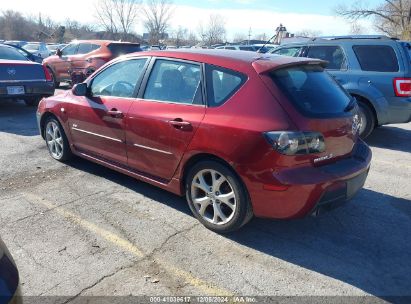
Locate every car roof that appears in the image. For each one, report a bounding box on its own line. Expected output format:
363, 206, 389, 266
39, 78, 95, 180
69, 40, 140, 46
126, 49, 325, 74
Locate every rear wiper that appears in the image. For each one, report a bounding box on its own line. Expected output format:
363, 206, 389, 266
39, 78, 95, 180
344, 97, 356, 112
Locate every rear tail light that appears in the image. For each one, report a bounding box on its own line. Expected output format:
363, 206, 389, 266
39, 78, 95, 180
42, 65, 52, 82
264, 131, 326, 155
394, 78, 411, 97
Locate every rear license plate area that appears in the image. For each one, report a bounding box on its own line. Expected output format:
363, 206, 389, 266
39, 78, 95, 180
7, 86, 25, 95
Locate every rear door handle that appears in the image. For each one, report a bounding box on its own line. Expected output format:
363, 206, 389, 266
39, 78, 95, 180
107, 109, 124, 118
169, 119, 192, 130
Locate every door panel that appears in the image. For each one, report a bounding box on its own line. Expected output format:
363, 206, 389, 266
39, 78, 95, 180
69, 96, 132, 163
126, 101, 205, 180
125, 58, 206, 180
68, 57, 149, 164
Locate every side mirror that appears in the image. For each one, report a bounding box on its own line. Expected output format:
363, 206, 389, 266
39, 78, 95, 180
72, 83, 88, 96
56, 49, 62, 57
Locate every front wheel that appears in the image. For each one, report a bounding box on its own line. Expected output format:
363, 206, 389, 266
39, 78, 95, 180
44, 117, 72, 162
186, 161, 253, 233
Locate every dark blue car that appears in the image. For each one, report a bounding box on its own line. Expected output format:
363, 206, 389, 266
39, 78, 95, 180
0, 237, 21, 304
0, 44, 54, 106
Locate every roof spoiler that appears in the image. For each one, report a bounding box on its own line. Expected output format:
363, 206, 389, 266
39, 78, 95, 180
252, 57, 327, 74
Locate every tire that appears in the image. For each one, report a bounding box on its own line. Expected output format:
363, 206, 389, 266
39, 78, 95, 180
47, 67, 60, 88
185, 160, 253, 233
24, 97, 41, 107
44, 116, 72, 162
357, 101, 376, 139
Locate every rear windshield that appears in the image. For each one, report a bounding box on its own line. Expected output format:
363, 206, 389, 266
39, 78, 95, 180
271, 65, 351, 116
0, 46, 29, 61
108, 44, 142, 57
353, 45, 399, 72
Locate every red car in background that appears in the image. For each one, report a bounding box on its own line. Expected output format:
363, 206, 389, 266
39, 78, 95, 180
36, 50, 372, 233
43, 40, 142, 87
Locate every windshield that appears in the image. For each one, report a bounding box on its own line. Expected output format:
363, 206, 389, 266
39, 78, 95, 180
23, 44, 40, 51
108, 44, 142, 57
0, 46, 29, 61
271, 65, 351, 117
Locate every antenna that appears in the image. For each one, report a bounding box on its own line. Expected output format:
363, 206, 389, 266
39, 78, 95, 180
257, 23, 287, 53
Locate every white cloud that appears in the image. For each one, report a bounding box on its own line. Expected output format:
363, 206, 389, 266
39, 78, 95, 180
0, 0, 375, 40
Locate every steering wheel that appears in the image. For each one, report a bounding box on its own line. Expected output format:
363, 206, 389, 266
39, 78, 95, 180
112, 81, 135, 97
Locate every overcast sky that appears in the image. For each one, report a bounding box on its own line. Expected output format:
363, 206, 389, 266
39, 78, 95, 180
1, 0, 382, 39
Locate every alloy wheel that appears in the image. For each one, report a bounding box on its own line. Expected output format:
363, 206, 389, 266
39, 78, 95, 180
45, 121, 64, 159
191, 169, 237, 225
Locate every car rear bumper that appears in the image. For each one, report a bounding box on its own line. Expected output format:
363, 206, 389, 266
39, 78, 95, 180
384, 97, 411, 124
241, 140, 372, 219
0, 81, 54, 99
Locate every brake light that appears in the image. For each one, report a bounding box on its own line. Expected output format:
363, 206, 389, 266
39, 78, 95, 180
264, 131, 326, 156
42, 65, 52, 82
394, 78, 411, 97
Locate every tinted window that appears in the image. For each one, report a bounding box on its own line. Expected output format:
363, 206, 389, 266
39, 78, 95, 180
239, 46, 256, 51
271, 65, 351, 116
108, 44, 142, 57
144, 59, 202, 105
225, 47, 236, 50
206, 65, 245, 107
306, 46, 347, 70
353, 45, 399, 72
91, 59, 147, 98
0, 46, 29, 61
62, 44, 78, 56
77, 43, 100, 55
272, 47, 301, 57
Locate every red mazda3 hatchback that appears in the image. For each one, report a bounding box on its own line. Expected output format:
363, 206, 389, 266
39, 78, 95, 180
37, 50, 372, 233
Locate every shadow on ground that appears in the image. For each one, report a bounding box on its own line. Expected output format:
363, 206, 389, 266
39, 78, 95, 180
66, 156, 411, 300
366, 125, 411, 153
0, 100, 39, 136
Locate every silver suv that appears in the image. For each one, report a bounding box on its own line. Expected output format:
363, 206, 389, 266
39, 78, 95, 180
270, 35, 411, 138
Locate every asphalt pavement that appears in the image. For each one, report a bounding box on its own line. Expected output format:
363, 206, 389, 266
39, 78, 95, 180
0, 97, 410, 303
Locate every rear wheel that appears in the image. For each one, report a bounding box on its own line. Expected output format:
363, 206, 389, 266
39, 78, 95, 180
44, 117, 72, 162
357, 101, 375, 139
186, 160, 253, 233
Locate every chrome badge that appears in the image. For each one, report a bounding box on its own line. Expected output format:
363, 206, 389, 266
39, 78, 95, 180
7, 68, 16, 76
314, 154, 334, 164
352, 114, 361, 135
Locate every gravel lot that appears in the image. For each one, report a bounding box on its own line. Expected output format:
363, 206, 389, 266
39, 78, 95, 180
0, 95, 411, 302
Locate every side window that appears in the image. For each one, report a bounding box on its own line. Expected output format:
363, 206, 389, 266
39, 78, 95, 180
62, 44, 78, 56
225, 47, 236, 50
272, 47, 301, 57
206, 65, 246, 107
143, 59, 202, 105
91, 59, 148, 98
306, 46, 347, 70
77, 44, 93, 55
353, 45, 399, 72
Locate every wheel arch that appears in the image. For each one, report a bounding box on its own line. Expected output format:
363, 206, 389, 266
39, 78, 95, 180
180, 153, 250, 199
351, 93, 379, 126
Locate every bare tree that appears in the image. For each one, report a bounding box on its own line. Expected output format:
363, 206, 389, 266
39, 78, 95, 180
198, 14, 226, 46
142, 0, 174, 44
232, 32, 247, 43
295, 29, 322, 38
350, 21, 366, 34
336, 0, 411, 39
94, 0, 140, 39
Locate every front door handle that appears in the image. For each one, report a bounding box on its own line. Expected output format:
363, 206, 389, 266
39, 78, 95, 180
169, 119, 192, 130
107, 109, 124, 118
